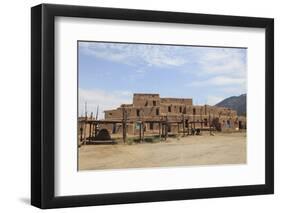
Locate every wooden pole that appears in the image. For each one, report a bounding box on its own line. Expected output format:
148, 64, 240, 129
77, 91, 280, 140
187, 120, 190, 135
182, 115, 185, 136
139, 122, 142, 142
89, 112, 93, 139
83, 122, 87, 144
159, 122, 161, 140
94, 123, 98, 137
83, 102, 87, 144
200, 108, 203, 129
141, 122, 145, 142
122, 108, 127, 143
165, 116, 168, 140
162, 122, 164, 138
79, 126, 83, 144
89, 123, 92, 141
193, 112, 195, 129
209, 111, 211, 135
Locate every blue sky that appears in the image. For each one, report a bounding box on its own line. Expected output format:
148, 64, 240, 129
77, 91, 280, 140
78, 41, 247, 118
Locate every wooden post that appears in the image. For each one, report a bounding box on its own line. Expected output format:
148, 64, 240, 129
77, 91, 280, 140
209, 111, 211, 135
200, 108, 203, 129
165, 125, 168, 140
83, 122, 87, 144
90, 112, 93, 139
187, 120, 190, 135
89, 123, 92, 141
159, 122, 161, 140
182, 115, 185, 136
165, 116, 168, 140
142, 122, 145, 142
84, 102, 87, 143
162, 123, 164, 138
139, 122, 142, 142
79, 126, 83, 144
122, 108, 127, 143
193, 109, 195, 129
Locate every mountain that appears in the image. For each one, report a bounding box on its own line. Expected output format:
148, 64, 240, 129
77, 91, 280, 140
215, 94, 246, 116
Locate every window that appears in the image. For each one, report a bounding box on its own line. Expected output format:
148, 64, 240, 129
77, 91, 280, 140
193, 108, 196, 115
168, 106, 171, 112
156, 108, 159, 115
149, 122, 153, 130
179, 106, 182, 113
153, 100, 156, 106
136, 109, 140, 117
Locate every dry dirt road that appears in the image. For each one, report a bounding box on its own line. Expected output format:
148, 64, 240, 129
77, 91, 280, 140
78, 132, 246, 170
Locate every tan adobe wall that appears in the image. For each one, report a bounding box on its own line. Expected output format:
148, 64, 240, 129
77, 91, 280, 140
105, 96, 237, 121
104, 109, 122, 119
160, 98, 193, 105
105, 106, 161, 120
133, 93, 160, 107
101, 93, 245, 134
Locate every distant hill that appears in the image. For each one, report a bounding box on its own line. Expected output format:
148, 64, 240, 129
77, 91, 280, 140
215, 94, 246, 116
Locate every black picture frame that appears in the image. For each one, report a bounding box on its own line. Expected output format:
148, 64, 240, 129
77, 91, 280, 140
31, 3, 274, 209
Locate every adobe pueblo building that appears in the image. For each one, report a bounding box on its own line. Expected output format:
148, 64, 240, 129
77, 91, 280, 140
100, 93, 246, 136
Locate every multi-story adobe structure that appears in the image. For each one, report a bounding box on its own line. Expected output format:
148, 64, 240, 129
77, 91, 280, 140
100, 93, 246, 135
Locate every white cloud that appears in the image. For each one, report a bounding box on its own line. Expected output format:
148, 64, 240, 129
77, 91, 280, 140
80, 42, 246, 79
199, 48, 247, 78
189, 76, 246, 87
186, 48, 247, 96
79, 42, 247, 100
79, 42, 188, 69
79, 88, 132, 119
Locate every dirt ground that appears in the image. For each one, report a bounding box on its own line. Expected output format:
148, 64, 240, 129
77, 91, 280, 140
78, 132, 246, 170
